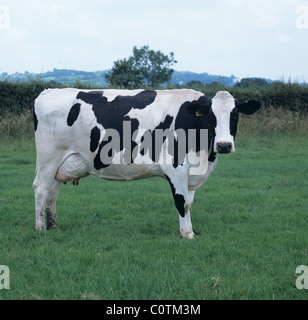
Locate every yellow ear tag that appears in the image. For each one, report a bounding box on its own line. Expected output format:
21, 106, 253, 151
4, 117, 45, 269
196, 110, 203, 117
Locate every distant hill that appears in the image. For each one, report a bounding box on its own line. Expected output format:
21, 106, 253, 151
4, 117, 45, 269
2, 69, 109, 87
1, 68, 273, 87
171, 71, 239, 86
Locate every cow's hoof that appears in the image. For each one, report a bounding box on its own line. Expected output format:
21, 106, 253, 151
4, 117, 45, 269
180, 231, 195, 239
34, 224, 46, 231
47, 223, 58, 230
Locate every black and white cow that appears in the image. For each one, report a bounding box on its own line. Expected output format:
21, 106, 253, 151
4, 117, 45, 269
33, 89, 260, 238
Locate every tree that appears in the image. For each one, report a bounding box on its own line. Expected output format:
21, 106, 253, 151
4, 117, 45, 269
185, 80, 205, 89
105, 45, 177, 89
105, 58, 144, 89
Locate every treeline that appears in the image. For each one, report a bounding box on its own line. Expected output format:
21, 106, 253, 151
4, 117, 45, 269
175, 79, 308, 112
0, 78, 92, 116
0, 78, 307, 116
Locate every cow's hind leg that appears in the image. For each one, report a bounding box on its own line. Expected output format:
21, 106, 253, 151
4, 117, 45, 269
46, 180, 62, 229
33, 167, 60, 231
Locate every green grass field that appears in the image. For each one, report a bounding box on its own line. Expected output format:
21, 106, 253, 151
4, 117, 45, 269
0, 132, 307, 300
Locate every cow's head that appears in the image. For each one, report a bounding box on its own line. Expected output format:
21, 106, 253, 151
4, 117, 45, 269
187, 91, 261, 154
210, 91, 261, 153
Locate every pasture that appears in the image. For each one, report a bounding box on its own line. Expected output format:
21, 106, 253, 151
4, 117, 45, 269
0, 121, 308, 300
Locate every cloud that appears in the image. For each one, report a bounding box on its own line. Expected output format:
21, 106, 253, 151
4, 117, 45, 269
277, 33, 292, 44
0, 26, 29, 42
225, 0, 247, 8
0, 0, 307, 80
48, 3, 102, 39
255, 15, 280, 29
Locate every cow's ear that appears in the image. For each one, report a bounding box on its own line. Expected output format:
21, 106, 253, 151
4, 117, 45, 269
236, 100, 261, 115
187, 101, 211, 117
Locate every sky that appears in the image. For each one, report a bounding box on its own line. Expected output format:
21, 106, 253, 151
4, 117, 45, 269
0, 0, 308, 81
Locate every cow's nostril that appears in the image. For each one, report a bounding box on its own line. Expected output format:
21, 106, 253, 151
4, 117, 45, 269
217, 142, 232, 154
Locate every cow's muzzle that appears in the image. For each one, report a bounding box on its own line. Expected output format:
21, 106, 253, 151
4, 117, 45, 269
216, 142, 232, 154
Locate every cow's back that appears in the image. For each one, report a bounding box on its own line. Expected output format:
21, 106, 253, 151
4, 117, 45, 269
34, 88, 205, 150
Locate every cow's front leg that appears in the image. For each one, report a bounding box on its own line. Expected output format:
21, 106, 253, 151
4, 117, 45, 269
165, 174, 195, 239
179, 190, 195, 239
